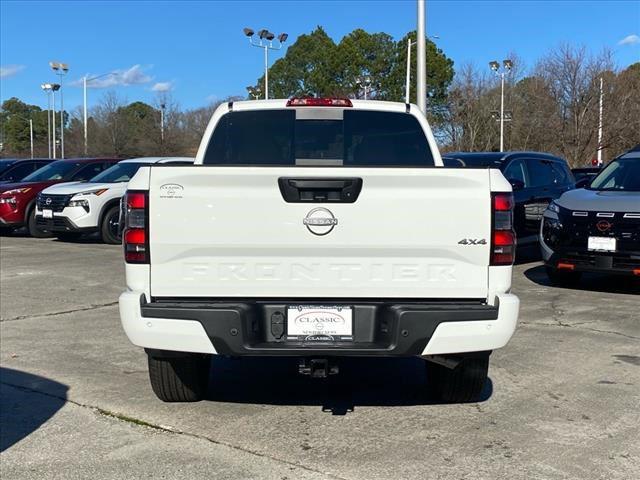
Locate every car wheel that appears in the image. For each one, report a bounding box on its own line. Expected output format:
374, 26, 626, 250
27, 207, 51, 238
100, 206, 121, 244
426, 355, 489, 403
545, 267, 582, 286
147, 352, 211, 402
55, 232, 82, 242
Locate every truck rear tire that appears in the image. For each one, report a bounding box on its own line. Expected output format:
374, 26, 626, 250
426, 355, 489, 403
147, 352, 211, 402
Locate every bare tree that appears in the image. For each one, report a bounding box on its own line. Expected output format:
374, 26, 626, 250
92, 91, 130, 157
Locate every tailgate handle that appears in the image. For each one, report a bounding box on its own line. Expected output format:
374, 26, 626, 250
278, 177, 363, 203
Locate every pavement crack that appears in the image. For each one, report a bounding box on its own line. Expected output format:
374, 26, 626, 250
0, 380, 350, 480
0, 301, 119, 322
519, 321, 640, 340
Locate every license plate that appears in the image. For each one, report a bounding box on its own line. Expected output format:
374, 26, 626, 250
42, 209, 53, 219
588, 236, 616, 252
287, 306, 353, 337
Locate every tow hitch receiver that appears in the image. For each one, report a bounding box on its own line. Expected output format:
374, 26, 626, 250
298, 358, 339, 378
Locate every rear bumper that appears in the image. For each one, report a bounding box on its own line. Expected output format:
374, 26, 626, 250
119, 292, 519, 357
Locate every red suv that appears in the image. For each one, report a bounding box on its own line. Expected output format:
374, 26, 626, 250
0, 158, 120, 237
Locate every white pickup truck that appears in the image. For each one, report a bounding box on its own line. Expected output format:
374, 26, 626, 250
119, 98, 519, 403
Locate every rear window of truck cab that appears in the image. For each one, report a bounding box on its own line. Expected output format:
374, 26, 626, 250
203, 109, 434, 167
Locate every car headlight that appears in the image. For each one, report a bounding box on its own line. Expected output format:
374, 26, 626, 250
547, 201, 560, 214
1, 187, 31, 198
0, 196, 17, 205
68, 198, 90, 208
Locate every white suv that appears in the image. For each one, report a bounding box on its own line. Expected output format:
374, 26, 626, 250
37, 157, 193, 243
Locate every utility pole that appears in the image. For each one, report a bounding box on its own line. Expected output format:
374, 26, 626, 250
160, 103, 166, 144
29, 119, 34, 159
597, 77, 604, 166
416, 0, 427, 114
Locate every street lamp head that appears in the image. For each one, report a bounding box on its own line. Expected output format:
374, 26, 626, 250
49, 61, 59, 71
243, 27, 254, 37
278, 33, 288, 43
503, 59, 513, 71
258, 29, 269, 39
489, 61, 500, 72
50, 83, 61, 91
41, 83, 52, 91
60, 63, 69, 72
265, 31, 275, 41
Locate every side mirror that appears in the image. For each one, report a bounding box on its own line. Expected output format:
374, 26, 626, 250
508, 178, 525, 191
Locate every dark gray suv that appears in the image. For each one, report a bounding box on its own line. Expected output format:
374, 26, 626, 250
540, 147, 640, 284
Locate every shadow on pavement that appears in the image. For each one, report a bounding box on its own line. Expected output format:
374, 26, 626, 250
524, 264, 640, 295
0, 367, 68, 452
208, 356, 493, 414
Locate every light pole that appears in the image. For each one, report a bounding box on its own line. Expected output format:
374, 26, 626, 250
160, 103, 166, 144
405, 34, 438, 104
83, 71, 118, 155
355, 76, 372, 100
50, 62, 69, 158
489, 59, 513, 152
46, 83, 61, 158
41, 83, 53, 158
243, 28, 288, 100
416, 0, 427, 114
597, 77, 604, 166
10, 114, 34, 159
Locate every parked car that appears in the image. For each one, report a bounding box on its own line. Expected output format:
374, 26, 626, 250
0, 158, 54, 184
572, 167, 601, 188
0, 158, 120, 237
540, 148, 640, 284
119, 98, 520, 404
36, 157, 194, 243
442, 152, 575, 246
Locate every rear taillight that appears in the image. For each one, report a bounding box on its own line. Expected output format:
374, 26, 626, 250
491, 192, 516, 266
286, 98, 353, 107
123, 190, 149, 264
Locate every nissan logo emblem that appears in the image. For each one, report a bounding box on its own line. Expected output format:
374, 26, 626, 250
596, 220, 612, 233
303, 207, 338, 236
45, 197, 52, 205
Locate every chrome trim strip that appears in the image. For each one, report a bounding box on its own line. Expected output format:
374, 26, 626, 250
596, 212, 615, 217
572, 211, 588, 217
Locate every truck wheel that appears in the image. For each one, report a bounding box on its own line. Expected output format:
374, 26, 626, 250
147, 352, 211, 402
426, 355, 489, 403
545, 267, 582, 286
27, 207, 50, 238
100, 206, 121, 244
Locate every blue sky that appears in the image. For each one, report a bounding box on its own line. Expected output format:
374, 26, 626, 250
1, 0, 639, 112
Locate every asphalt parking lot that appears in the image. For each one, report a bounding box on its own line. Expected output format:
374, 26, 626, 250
1, 234, 639, 480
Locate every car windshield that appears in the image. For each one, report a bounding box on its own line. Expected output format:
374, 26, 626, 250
89, 163, 144, 183
0, 159, 16, 171
22, 160, 81, 182
589, 159, 640, 192
203, 109, 434, 167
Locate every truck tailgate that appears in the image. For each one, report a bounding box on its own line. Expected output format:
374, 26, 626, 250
148, 167, 492, 299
